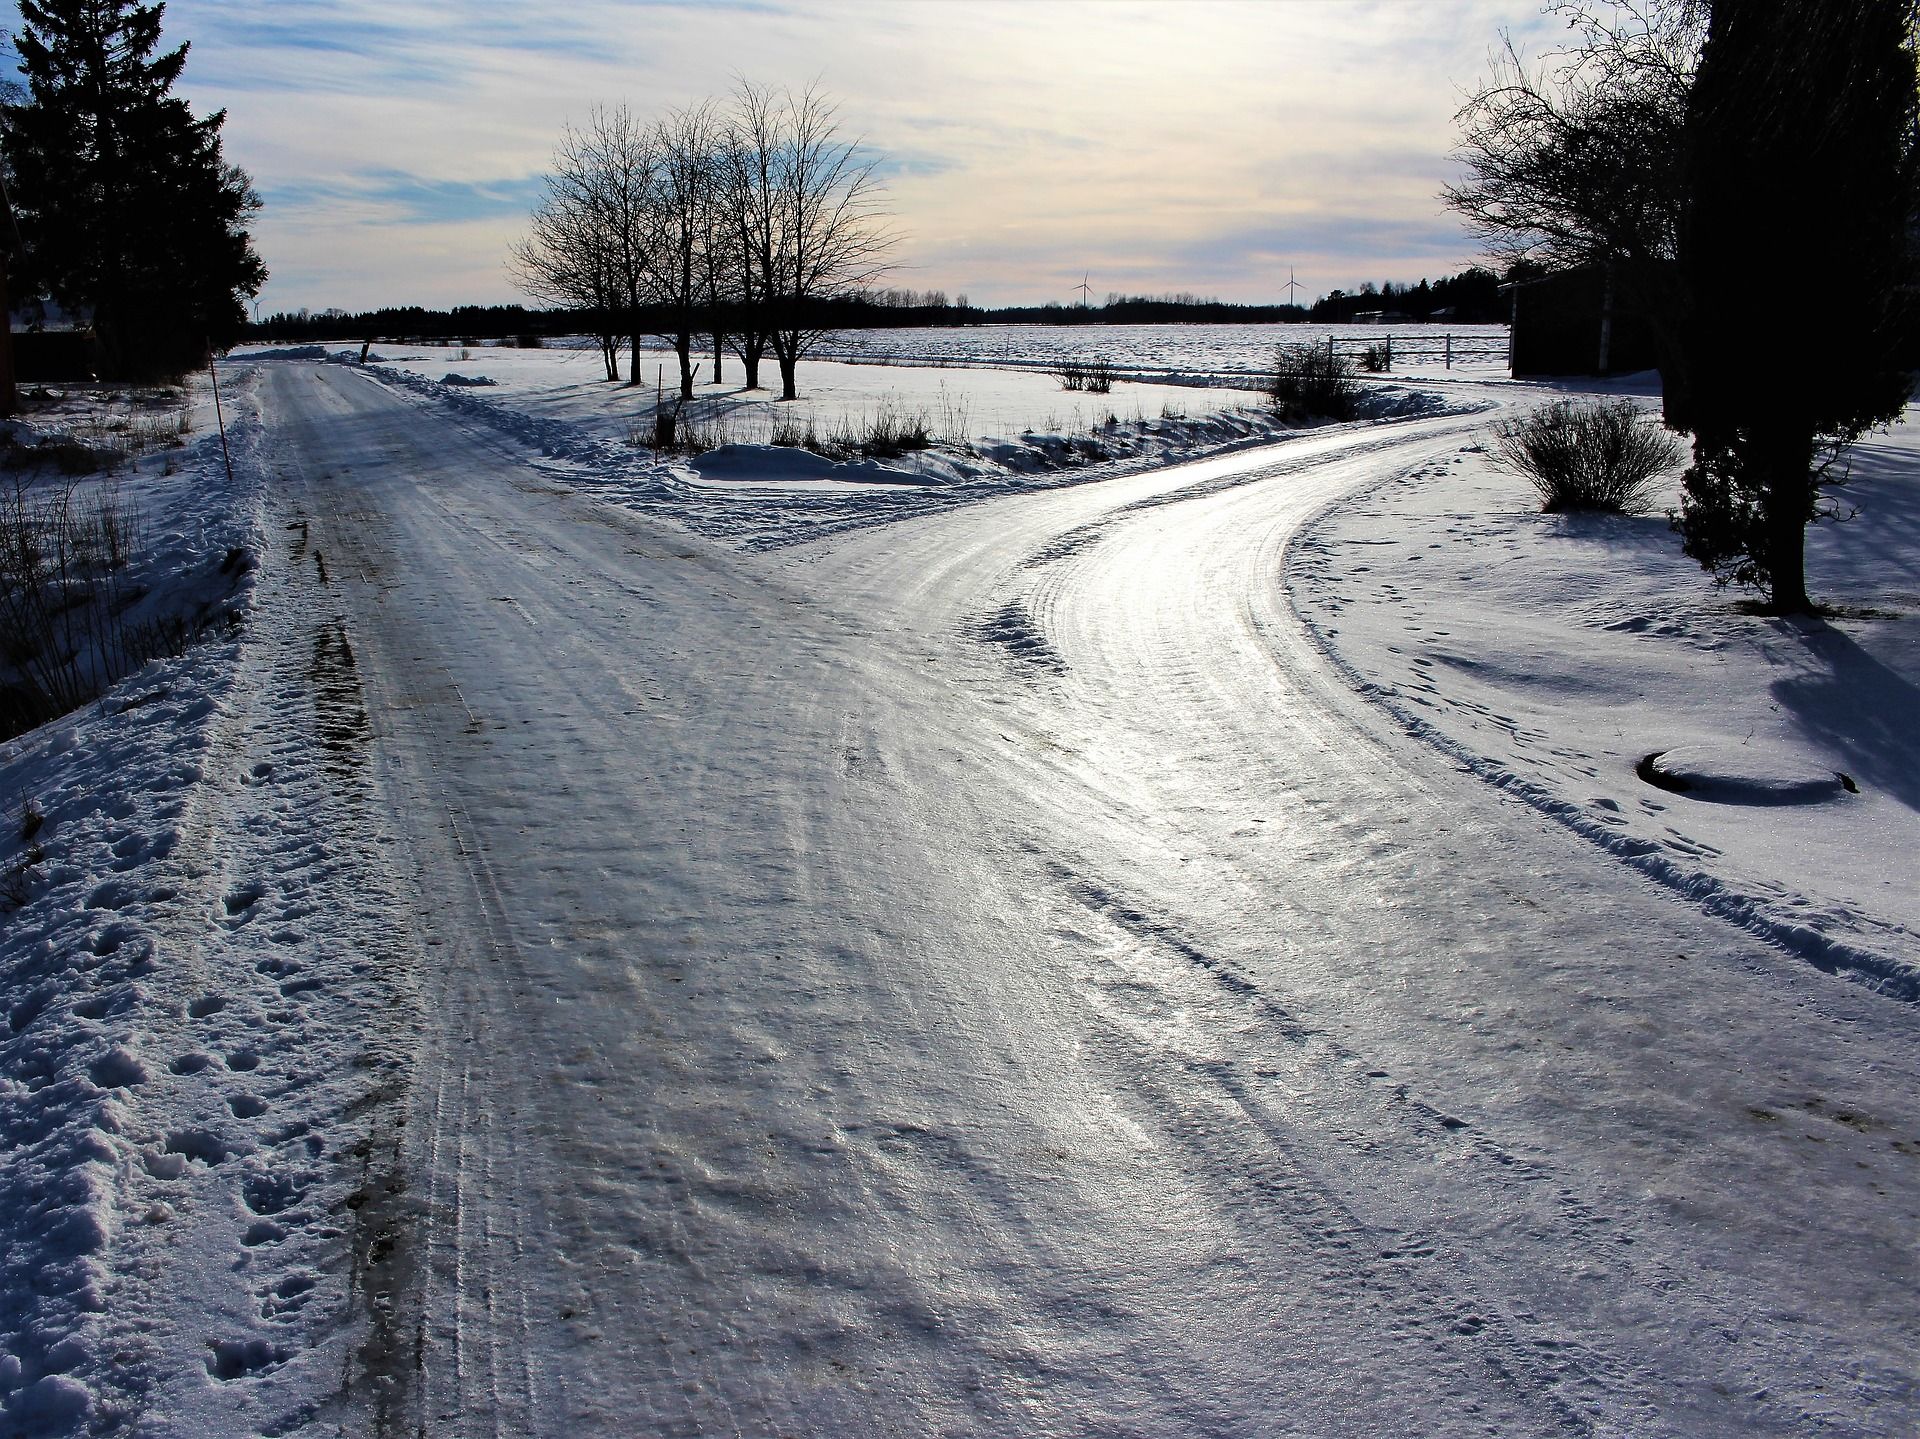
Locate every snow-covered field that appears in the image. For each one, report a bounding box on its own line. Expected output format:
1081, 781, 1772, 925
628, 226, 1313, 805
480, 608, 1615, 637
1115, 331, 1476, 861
647, 320, 1515, 384
375, 338, 1277, 450
232, 341, 1452, 551
2, 339, 1916, 1435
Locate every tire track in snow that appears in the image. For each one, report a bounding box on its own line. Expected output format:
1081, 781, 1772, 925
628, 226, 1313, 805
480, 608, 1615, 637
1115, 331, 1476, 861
1049, 863, 1643, 1436
273, 371, 555, 1439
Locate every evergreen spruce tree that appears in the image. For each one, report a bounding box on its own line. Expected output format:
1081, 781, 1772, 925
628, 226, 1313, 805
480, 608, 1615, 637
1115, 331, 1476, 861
1673, 0, 1916, 613
3, 0, 265, 378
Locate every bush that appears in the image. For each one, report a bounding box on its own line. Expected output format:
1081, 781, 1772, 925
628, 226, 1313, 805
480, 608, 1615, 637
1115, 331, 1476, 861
1267, 343, 1359, 421
1491, 399, 1682, 514
1359, 342, 1389, 373
1055, 357, 1114, 394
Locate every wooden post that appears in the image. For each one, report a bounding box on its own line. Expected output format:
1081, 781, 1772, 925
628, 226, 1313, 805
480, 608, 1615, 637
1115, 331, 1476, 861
0, 247, 16, 417
1596, 263, 1615, 374
1326, 333, 1334, 367
1384, 334, 1393, 372
1444, 333, 1452, 369
207, 343, 235, 488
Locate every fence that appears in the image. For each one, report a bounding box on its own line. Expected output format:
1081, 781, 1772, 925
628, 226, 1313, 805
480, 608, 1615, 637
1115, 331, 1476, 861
1319, 332, 1510, 372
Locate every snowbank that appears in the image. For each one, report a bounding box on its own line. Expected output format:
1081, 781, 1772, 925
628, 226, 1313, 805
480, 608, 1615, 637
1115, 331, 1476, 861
0, 379, 265, 1431
1, 363, 425, 1431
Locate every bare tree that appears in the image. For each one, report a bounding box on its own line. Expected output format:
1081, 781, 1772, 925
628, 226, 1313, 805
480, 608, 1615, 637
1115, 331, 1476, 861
1443, 2, 1704, 369
515, 85, 896, 403
720, 85, 783, 391
511, 188, 622, 381
647, 104, 720, 404
730, 81, 895, 401
514, 106, 658, 386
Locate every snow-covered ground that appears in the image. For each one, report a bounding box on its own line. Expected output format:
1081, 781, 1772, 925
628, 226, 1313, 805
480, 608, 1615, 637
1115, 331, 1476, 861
1289, 408, 1920, 995
230, 341, 1453, 551
378, 338, 1276, 438
2, 339, 1917, 1436
0, 376, 421, 1434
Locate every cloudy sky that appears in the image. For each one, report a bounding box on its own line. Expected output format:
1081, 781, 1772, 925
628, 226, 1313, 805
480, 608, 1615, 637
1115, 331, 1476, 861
10, 0, 1564, 314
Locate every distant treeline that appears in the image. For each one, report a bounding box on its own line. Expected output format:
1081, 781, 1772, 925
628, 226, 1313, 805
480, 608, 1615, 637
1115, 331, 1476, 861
1307, 268, 1505, 324
246, 267, 1510, 345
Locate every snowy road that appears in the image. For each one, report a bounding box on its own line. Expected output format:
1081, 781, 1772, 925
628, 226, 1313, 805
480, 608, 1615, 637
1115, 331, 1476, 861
261, 362, 1919, 1437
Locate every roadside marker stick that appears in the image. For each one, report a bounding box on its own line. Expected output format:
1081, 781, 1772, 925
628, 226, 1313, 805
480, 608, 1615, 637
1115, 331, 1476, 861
207, 342, 235, 487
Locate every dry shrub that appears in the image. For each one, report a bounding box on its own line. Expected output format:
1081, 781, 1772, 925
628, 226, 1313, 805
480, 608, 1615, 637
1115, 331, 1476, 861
1268, 343, 1359, 421
1492, 399, 1682, 514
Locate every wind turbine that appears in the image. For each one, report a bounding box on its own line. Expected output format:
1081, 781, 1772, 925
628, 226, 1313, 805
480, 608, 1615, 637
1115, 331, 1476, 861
1075, 272, 1093, 309
1281, 268, 1303, 306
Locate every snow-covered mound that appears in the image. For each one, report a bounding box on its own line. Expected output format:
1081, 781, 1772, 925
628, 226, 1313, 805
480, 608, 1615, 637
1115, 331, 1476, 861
1643, 744, 1856, 804
690, 443, 921, 486
439, 372, 495, 387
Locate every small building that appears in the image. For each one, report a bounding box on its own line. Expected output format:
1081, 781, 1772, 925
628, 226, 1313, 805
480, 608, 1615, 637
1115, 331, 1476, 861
10, 329, 96, 382
7, 301, 97, 383
1502, 266, 1660, 377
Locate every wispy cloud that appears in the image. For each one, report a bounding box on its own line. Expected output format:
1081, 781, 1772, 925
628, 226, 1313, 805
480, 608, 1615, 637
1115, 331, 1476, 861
262, 172, 549, 228
29, 0, 1562, 311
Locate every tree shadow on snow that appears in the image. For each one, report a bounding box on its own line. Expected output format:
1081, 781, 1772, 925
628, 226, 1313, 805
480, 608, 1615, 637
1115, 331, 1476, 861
1771, 618, 1920, 812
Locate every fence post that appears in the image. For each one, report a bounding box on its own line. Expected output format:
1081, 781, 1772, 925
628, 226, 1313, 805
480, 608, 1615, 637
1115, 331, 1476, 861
1326, 334, 1334, 367
1445, 334, 1452, 369
1385, 335, 1393, 372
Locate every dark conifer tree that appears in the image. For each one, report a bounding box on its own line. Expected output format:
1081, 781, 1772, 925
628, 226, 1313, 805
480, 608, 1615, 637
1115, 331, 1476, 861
1673, 0, 1916, 612
3, 0, 266, 378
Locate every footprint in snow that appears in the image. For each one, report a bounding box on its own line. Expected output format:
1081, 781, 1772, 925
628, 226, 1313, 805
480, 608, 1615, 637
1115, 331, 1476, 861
88, 1047, 146, 1089
206, 1338, 286, 1381
164, 1128, 229, 1165
223, 883, 266, 919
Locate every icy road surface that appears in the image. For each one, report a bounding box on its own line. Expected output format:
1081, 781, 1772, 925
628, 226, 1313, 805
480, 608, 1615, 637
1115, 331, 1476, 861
262, 363, 1918, 1437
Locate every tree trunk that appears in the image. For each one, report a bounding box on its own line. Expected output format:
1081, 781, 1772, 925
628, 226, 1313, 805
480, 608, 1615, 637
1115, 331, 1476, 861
778, 355, 798, 401
675, 333, 695, 402
711, 332, 723, 386
1764, 430, 1815, 614
734, 333, 766, 390
627, 330, 643, 386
